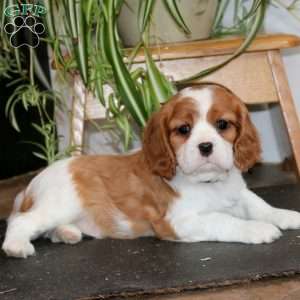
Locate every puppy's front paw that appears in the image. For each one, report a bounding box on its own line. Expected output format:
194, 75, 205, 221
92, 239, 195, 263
243, 221, 282, 244
2, 239, 35, 258
274, 209, 300, 230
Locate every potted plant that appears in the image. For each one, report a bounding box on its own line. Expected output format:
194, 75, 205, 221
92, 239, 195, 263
2, 0, 289, 165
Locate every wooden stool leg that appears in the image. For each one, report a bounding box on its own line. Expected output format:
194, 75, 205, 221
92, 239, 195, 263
71, 75, 87, 156
268, 50, 300, 177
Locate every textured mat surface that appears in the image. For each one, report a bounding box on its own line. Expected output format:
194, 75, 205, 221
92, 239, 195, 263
1, 184, 300, 300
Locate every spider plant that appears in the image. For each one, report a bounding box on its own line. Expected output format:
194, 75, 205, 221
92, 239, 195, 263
42, 0, 177, 149
1, 0, 268, 164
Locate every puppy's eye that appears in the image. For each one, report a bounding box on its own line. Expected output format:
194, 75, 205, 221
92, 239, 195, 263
216, 119, 229, 131
177, 124, 191, 135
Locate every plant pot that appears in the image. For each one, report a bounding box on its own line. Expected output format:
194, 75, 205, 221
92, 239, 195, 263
117, 0, 218, 47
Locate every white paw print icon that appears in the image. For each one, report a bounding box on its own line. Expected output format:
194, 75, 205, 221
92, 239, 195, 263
4, 15, 45, 48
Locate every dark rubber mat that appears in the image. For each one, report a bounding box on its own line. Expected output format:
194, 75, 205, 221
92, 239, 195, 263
1, 184, 300, 300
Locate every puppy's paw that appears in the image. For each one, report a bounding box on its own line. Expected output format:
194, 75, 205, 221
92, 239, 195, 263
50, 225, 82, 244
273, 209, 300, 230
243, 221, 282, 244
2, 239, 35, 258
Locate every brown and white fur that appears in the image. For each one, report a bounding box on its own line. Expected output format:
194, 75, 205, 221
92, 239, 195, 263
3, 84, 300, 258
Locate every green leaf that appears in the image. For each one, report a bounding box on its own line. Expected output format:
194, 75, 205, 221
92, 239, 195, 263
43, 0, 57, 40
212, 0, 230, 33
127, 40, 143, 69
66, 0, 78, 38
31, 123, 48, 136
108, 93, 119, 115
33, 152, 48, 161
29, 142, 48, 154
115, 114, 132, 150
163, 0, 191, 34
138, 0, 156, 33
76, 0, 89, 85
144, 47, 176, 107
138, 76, 153, 114
102, 0, 147, 127
130, 67, 145, 81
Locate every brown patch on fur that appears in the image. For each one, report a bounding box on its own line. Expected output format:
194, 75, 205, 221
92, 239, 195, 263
70, 153, 178, 240
19, 195, 33, 213
234, 104, 261, 171
142, 106, 176, 180
151, 219, 177, 240
207, 87, 240, 144
206, 85, 261, 171
168, 98, 200, 153
143, 96, 199, 180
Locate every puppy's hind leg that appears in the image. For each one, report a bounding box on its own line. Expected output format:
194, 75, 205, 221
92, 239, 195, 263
2, 211, 44, 258
2, 158, 84, 258
3, 206, 81, 258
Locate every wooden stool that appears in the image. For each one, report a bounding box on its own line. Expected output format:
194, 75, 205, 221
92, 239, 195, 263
71, 34, 300, 176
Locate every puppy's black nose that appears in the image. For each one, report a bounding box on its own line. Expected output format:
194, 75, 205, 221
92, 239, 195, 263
199, 142, 213, 157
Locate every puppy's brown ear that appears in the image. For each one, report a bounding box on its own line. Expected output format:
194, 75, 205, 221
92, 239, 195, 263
142, 109, 176, 180
234, 104, 261, 172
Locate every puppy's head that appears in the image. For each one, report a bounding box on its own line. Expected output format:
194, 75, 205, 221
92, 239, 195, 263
142, 84, 261, 182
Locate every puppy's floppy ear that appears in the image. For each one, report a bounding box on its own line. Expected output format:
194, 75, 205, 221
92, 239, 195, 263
234, 103, 261, 172
142, 109, 176, 180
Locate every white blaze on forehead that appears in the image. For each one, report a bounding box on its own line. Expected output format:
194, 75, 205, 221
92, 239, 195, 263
180, 87, 213, 120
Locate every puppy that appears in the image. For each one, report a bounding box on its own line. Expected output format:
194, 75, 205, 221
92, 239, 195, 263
3, 84, 300, 258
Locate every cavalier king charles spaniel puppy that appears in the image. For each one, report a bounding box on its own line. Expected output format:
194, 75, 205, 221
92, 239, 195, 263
3, 83, 300, 258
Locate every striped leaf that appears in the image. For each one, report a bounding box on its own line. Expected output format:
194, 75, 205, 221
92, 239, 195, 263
144, 47, 176, 106
163, 0, 191, 34
102, 0, 147, 127
138, 0, 156, 33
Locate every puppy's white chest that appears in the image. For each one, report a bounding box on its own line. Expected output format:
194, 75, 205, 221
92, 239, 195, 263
166, 168, 246, 220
